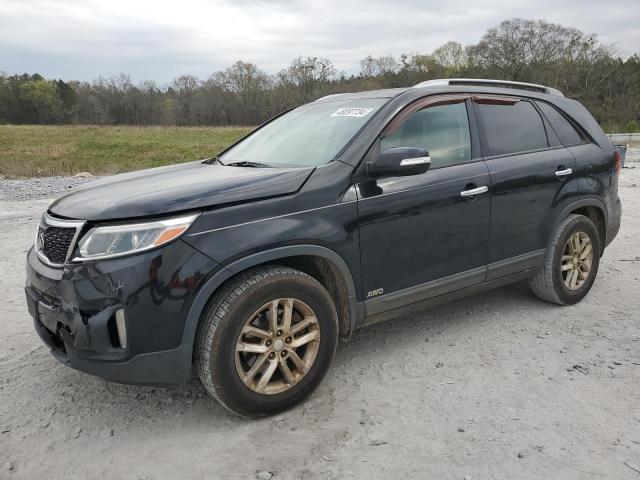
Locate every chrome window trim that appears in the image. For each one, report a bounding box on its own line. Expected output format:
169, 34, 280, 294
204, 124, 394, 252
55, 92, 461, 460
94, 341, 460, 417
35, 214, 86, 267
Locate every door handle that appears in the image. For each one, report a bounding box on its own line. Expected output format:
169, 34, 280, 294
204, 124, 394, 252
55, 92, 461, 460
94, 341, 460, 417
460, 186, 489, 197
555, 168, 573, 177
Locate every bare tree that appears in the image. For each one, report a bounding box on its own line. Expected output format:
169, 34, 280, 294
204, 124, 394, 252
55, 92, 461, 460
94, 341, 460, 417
468, 19, 597, 80
360, 55, 399, 77
1, 18, 638, 131
211, 61, 272, 124
432, 41, 468, 70
279, 56, 336, 103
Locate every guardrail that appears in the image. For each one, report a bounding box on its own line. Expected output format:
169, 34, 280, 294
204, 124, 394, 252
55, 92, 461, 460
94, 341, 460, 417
607, 133, 640, 144
607, 133, 639, 165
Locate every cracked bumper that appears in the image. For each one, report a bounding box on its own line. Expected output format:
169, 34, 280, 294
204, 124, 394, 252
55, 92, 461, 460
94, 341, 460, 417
25, 240, 218, 385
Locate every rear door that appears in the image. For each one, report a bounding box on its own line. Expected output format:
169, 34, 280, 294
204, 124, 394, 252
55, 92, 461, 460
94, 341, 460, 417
473, 95, 577, 279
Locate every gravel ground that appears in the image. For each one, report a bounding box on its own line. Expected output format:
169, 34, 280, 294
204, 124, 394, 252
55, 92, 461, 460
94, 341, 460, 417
0, 175, 102, 202
623, 145, 640, 164
1, 158, 639, 480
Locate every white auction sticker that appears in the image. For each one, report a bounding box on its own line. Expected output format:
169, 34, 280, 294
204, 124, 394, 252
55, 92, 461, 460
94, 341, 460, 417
331, 108, 374, 118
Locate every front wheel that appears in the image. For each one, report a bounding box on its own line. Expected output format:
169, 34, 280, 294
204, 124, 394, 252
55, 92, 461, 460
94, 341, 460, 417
195, 266, 339, 417
529, 214, 601, 305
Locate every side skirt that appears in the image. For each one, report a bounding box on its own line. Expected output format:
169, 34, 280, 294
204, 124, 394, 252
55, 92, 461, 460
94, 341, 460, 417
360, 268, 539, 328
486, 249, 545, 281
364, 266, 486, 317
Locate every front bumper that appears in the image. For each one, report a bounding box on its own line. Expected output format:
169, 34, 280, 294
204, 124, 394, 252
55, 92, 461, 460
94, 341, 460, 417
25, 239, 218, 385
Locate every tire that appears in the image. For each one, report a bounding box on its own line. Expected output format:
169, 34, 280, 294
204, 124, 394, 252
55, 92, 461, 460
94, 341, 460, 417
195, 265, 339, 417
529, 214, 601, 305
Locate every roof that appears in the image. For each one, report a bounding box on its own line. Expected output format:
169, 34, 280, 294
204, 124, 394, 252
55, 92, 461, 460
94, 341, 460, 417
313, 88, 408, 103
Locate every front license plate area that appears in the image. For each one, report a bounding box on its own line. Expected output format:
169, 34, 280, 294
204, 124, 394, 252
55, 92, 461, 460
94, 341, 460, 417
25, 287, 59, 334
37, 302, 59, 333
26, 290, 39, 322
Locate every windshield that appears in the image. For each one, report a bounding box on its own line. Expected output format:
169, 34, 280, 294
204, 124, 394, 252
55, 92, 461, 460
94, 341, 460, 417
219, 98, 388, 167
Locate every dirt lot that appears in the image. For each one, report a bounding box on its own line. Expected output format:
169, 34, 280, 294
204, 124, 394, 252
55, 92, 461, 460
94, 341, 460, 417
1, 164, 639, 480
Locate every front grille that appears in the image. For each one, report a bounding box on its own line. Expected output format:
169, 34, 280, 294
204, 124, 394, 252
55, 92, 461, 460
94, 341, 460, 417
36, 215, 85, 266
39, 226, 76, 264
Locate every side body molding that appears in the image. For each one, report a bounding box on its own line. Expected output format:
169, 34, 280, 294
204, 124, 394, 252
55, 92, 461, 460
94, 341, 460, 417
177, 245, 361, 376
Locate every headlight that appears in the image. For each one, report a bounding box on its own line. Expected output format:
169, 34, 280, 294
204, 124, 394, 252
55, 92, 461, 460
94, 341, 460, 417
75, 213, 199, 261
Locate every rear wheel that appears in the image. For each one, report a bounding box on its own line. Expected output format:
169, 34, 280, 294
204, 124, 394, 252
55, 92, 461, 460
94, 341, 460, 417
529, 214, 601, 305
195, 266, 338, 417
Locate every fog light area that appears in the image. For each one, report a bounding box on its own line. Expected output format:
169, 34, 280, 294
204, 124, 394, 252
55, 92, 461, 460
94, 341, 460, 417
115, 308, 127, 349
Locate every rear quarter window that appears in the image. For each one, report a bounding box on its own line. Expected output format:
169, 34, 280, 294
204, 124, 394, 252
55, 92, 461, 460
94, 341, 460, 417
476, 100, 549, 156
535, 101, 585, 146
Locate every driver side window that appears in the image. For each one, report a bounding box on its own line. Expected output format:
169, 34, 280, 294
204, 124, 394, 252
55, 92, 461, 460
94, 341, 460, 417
381, 101, 472, 169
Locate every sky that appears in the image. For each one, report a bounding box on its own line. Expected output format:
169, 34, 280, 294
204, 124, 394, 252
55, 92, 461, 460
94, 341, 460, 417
1, 0, 639, 84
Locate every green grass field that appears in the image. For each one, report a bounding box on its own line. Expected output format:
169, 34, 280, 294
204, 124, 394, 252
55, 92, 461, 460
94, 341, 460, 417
0, 125, 253, 177
1, 124, 636, 178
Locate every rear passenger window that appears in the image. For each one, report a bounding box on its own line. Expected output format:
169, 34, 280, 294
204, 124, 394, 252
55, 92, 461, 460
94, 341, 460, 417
381, 102, 471, 169
536, 101, 584, 146
476, 100, 548, 156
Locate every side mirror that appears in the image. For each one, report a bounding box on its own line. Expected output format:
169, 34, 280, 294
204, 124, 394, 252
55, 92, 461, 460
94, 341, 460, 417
368, 147, 431, 179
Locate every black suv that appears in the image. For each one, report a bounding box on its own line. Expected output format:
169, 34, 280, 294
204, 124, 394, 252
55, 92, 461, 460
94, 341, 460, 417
26, 78, 622, 416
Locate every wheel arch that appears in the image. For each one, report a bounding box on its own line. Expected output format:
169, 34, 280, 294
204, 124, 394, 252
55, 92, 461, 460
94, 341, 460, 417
180, 245, 360, 367
553, 198, 607, 253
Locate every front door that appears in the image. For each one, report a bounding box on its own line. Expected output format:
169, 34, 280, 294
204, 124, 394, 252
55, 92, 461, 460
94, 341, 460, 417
356, 96, 491, 316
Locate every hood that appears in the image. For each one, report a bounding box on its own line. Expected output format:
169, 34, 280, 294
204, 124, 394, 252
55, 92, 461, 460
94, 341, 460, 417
49, 160, 315, 221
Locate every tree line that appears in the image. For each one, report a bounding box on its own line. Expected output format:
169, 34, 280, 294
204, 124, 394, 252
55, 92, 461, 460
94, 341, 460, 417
1, 18, 639, 131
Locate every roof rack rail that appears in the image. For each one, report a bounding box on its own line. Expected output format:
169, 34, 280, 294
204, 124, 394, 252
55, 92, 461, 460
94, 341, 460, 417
412, 78, 564, 97
314, 93, 345, 102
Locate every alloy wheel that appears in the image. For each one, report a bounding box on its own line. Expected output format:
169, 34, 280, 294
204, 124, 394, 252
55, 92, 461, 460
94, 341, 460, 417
561, 231, 593, 290
235, 298, 321, 395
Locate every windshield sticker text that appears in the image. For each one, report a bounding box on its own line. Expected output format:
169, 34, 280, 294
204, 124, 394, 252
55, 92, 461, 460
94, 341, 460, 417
331, 108, 374, 118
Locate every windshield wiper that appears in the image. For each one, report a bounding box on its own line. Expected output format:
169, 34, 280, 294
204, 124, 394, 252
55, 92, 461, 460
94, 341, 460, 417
226, 161, 273, 168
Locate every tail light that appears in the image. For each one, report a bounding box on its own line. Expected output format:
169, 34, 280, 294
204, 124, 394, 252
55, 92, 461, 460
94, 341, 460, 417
614, 150, 621, 174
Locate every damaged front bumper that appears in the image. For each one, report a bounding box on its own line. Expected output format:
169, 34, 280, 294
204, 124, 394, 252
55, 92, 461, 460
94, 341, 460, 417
25, 240, 218, 385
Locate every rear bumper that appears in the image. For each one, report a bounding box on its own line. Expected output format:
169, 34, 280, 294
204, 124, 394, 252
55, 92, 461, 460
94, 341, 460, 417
605, 197, 622, 248
25, 240, 218, 385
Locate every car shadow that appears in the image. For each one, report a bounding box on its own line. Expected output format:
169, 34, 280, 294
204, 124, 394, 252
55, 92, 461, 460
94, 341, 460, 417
24, 279, 559, 427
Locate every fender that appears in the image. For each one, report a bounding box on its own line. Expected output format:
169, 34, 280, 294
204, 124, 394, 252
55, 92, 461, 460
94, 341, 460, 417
175, 244, 360, 377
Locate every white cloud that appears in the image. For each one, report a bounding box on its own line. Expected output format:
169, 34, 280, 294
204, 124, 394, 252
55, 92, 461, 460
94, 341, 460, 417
0, 0, 638, 83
